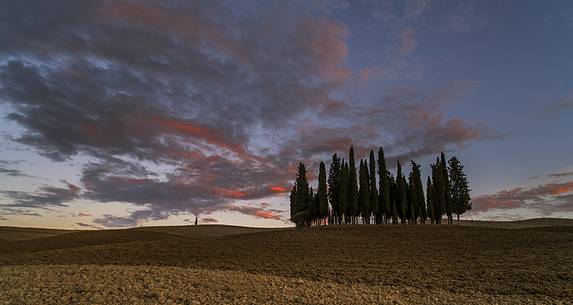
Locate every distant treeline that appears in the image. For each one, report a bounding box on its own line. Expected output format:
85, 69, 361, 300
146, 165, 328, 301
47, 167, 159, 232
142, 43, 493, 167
289, 146, 471, 227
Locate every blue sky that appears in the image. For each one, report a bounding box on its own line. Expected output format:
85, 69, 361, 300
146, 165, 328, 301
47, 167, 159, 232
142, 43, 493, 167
0, 0, 572, 229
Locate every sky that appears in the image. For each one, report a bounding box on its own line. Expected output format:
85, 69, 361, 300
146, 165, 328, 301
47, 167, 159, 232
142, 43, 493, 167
0, 0, 572, 229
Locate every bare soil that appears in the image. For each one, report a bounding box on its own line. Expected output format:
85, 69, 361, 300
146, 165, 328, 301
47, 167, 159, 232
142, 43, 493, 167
1, 222, 572, 304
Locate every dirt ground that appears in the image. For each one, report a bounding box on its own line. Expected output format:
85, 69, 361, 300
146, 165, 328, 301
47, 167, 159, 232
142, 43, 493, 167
0, 223, 572, 304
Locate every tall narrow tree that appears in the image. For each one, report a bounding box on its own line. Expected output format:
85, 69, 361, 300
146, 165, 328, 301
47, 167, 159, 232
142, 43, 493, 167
318, 161, 329, 225
290, 163, 310, 227
289, 184, 297, 223
407, 161, 419, 224
431, 159, 444, 224
409, 161, 426, 224
369, 150, 379, 224
448, 156, 471, 224
348, 146, 359, 224
389, 173, 398, 224
440, 152, 453, 224
338, 160, 348, 224
358, 160, 370, 224
396, 159, 408, 224
378, 148, 390, 224
407, 164, 416, 224
426, 177, 435, 224
328, 153, 342, 224
309, 186, 318, 226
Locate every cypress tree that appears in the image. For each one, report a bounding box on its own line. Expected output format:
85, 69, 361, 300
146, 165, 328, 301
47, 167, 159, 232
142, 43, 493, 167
426, 177, 435, 224
440, 152, 453, 224
415, 165, 427, 224
309, 187, 317, 226
431, 160, 444, 224
290, 163, 310, 227
348, 146, 359, 224
396, 159, 408, 224
289, 185, 297, 223
369, 150, 379, 224
378, 148, 390, 224
389, 173, 398, 224
409, 161, 426, 224
338, 160, 348, 224
328, 153, 342, 224
318, 161, 328, 225
407, 161, 418, 224
359, 160, 370, 224
448, 156, 471, 224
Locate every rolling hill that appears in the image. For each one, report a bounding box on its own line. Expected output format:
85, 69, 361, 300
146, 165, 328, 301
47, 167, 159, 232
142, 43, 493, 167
0, 219, 572, 304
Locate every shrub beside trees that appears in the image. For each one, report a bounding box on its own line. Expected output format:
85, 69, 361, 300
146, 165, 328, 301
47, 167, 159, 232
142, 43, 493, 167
289, 146, 471, 227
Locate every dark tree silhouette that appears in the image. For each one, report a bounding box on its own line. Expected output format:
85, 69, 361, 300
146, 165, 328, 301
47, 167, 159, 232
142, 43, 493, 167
406, 162, 415, 224
318, 161, 329, 225
448, 156, 472, 224
378, 147, 391, 224
309, 187, 318, 226
441, 152, 453, 224
289, 163, 311, 227
409, 161, 426, 224
389, 173, 398, 224
328, 153, 342, 224
407, 165, 417, 224
348, 146, 358, 224
426, 177, 435, 224
339, 160, 349, 224
288, 147, 470, 227
358, 160, 370, 224
396, 160, 408, 224
369, 150, 378, 224
431, 160, 444, 224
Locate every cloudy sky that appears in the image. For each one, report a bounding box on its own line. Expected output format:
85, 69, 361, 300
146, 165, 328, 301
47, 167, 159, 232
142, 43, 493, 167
0, 0, 572, 229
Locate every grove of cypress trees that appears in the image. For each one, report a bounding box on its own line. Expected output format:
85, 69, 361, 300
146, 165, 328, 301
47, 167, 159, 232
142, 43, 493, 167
378, 148, 391, 224
448, 156, 471, 224
348, 146, 358, 224
369, 150, 378, 224
328, 153, 342, 224
426, 177, 435, 224
289, 147, 470, 228
318, 161, 329, 225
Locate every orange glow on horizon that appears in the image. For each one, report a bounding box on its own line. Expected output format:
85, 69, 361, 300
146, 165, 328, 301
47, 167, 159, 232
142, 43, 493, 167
214, 188, 247, 199
270, 186, 287, 193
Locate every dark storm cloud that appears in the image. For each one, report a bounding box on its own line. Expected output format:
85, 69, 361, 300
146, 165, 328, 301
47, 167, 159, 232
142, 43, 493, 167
76, 222, 102, 230
548, 171, 573, 178
0, 0, 495, 226
225, 203, 286, 221
0, 181, 80, 210
200, 217, 218, 224
0, 161, 29, 177
278, 81, 498, 164
472, 180, 573, 215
